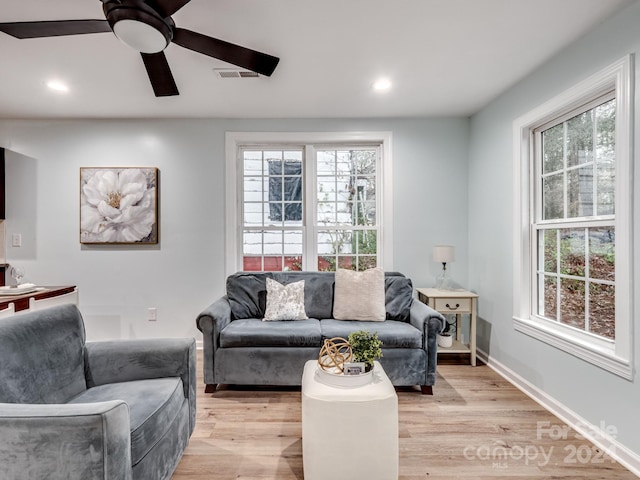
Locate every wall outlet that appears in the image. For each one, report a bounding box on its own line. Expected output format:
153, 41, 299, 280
147, 308, 157, 321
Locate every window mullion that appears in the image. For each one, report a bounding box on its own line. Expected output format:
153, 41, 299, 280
304, 144, 317, 271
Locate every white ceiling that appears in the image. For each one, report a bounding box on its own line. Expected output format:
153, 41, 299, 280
0, 0, 633, 119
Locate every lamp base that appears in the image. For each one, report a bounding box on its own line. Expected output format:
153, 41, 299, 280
435, 271, 453, 290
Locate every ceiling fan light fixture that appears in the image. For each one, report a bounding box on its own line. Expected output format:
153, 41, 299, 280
104, 1, 173, 54
113, 19, 169, 53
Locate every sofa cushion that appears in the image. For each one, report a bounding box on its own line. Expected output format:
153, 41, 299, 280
384, 275, 413, 321
220, 318, 322, 348
263, 278, 308, 321
333, 267, 386, 321
0, 304, 87, 404
320, 319, 423, 349
68, 377, 185, 467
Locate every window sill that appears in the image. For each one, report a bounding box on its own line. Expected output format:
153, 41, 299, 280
513, 315, 632, 380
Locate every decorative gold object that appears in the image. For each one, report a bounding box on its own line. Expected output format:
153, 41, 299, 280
318, 337, 352, 373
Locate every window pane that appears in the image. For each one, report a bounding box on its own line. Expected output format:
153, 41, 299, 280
559, 278, 585, 330
543, 173, 564, 220
357, 256, 377, 271
284, 256, 302, 271
589, 227, 615, 282
243, 177, 263, 199
540, 275, 557, 320
283, 230, 303, 255
566, 110, 594, 168
264, 151, 283, 162
589, 283, 615, 339
559, 229, 585, 278
567, 166, 593, 217
355, 230, 377, 256
596, 159, 615, 215
317, 202, 336, 225
596, 99, 616, 215
317, 151, 336, 175
243, 231, 263, 255
243, 158, 264, 175
318, 256, 336, 271
263, 231, 283, 255
243, 203, 263, 226
352, 150, 377, 176
317, 178, 337, 201
540, 229, 557, 273
338, 256, 355, 270
595, 99, 616, 163
542, 124, 564, 174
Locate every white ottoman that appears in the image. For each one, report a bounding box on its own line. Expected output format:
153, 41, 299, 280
301, 360, 398, 480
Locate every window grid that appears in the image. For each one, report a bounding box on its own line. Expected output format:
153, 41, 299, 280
241, 148, 304, 272
534, 96, 616, 341
239, 145, 381, 272
316, 148, 379, 272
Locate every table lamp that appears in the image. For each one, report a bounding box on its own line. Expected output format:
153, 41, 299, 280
433, 245, 455, 289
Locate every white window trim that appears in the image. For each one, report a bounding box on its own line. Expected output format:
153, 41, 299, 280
225, 131, 393, 276
512, 55, 633, 379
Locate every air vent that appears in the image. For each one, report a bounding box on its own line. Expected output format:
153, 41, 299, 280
214, 69, 259, 79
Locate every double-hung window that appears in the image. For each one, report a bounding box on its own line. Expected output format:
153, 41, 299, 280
513, 56, 633, 378
226, 132, 392, 274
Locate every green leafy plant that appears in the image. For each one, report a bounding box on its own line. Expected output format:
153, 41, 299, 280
348, 330, 383, 369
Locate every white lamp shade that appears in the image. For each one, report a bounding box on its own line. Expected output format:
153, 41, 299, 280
433, 245, 455, 263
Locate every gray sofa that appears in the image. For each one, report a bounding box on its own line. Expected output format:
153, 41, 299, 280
0, 304, 196, 480
196, 271, 445, 394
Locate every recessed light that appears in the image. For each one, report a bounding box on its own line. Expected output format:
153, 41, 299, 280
372, 78, 392, 92
46, 80, 69, 92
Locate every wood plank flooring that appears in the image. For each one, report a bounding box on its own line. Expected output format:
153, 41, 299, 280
172, 353, 637, 479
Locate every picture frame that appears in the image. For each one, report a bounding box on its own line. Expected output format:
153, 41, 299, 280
80, 167, 158, 244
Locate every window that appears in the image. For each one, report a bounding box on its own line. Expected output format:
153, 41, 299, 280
513, 56, 632, 378
316, 148, 378, 271
535, 96, 616, 339
226, 132, 393, 275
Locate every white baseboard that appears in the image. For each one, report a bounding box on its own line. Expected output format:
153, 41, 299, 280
477, 348, 640, 478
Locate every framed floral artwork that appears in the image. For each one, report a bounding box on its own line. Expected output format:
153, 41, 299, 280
80, 167, 158, 244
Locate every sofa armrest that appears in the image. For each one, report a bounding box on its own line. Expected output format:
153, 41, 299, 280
196, 296, 232, 388
0, 401, 131, 480
409, 300, 445, 336
409, 300, 445, 387
84, 338, 196, 433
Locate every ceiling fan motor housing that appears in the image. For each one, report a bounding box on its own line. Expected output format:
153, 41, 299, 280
103, 0, 174, 53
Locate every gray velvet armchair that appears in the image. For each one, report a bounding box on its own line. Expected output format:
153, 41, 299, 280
0, 304, 196, 480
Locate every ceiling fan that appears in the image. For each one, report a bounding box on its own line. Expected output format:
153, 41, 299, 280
0, 0, 280, 97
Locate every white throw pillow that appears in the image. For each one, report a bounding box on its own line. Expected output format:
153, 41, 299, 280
333, 267, 386, 321
263, 278, 309, 321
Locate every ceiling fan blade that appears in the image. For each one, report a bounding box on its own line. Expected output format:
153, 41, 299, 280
0, 20, 111, 39
141, 52, 179, 97
152, 0, 193, 18
172, 27, 279, 76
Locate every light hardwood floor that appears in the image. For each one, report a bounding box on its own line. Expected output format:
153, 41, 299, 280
172, 353, 637, 479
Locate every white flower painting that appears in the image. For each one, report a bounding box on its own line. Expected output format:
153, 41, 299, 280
80, 167, 158, 244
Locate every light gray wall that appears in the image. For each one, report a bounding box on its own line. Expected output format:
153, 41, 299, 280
0, 117, 469, 341
468, 0, 640, 457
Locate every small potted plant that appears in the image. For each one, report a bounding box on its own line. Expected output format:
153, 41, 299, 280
437, 320, 453, 348
348, 330, 383, 372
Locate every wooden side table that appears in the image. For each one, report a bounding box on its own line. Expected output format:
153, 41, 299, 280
416, 287, 479, 366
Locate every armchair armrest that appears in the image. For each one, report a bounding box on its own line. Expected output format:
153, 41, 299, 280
196, 296, 232, 391
0, 401, 131, 480
84, 338, 196, 433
